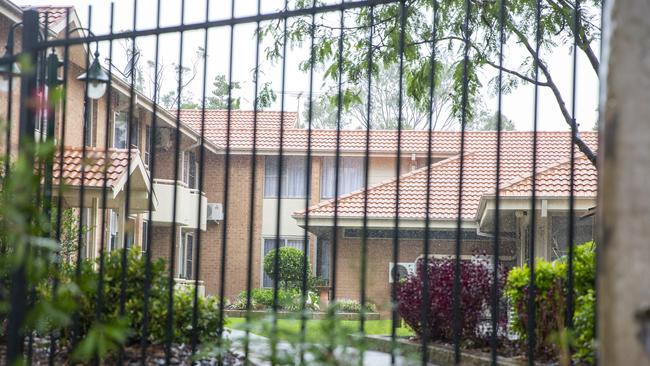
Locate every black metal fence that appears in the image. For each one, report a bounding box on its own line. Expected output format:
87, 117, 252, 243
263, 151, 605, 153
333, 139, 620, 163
0, 0, 599, 365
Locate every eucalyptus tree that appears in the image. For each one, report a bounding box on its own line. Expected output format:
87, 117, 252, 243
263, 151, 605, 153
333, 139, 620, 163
261, 0, 600, 164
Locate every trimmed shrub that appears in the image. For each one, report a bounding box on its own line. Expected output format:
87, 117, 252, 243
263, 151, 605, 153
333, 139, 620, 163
263, 246, 312, 289
505, 241, 596, 362
396, 257, 503, 343
52, 247, 223, 345
332, 299, 377, 313
231, 288, 319, 312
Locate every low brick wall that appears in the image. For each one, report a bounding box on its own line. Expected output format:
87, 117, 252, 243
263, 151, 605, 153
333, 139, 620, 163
364, 335, 524, 366
224, 310, 380, 320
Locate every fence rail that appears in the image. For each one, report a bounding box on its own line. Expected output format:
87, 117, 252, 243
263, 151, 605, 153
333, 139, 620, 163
0, 0, 603, 365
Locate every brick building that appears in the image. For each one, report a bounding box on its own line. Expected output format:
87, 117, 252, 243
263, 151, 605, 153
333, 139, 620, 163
0, 2, 598, 313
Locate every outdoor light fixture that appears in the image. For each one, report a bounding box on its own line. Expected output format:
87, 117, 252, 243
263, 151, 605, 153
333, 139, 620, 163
77, 50, 109, 99
0, 23, 22, 93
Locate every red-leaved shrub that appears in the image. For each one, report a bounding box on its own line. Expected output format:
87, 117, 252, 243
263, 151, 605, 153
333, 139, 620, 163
397, 257, 504, 343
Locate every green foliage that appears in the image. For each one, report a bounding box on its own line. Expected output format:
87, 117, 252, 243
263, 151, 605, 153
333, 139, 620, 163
206, 75, 242, 110
262, 0, 601, 134
332, 299, 377, 314
232, 287, 319, 312
263, 246, 312, 289
506, 241, 596, 363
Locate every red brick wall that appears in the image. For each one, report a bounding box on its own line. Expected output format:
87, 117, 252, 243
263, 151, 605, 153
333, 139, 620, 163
332, 229, 517, 314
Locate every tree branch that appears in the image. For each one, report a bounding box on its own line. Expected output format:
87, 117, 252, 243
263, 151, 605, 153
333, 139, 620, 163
509, 23, 597, 165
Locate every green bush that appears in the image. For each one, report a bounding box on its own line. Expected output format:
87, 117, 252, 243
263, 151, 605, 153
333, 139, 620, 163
505, 241, 596, 363
333, 299, 377, 314
53, 247, 224, 346
232, 288, 319, 312
263, 247, 311, 289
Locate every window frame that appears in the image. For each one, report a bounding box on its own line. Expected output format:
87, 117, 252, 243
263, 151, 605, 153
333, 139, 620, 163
112, 112, 128, 149
263, 156, 308, 199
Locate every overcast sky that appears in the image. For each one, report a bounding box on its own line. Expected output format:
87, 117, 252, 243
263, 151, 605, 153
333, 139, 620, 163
15, 0, 601, 132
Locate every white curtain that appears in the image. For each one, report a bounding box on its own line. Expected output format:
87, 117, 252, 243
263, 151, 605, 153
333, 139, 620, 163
320, 157, 364, 199
264, 156, 307, 198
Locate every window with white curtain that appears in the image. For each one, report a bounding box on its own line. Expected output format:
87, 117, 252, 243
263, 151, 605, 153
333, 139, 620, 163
264, 156, 307, 198
112, 112, 128, 149
320, 156, 364, 199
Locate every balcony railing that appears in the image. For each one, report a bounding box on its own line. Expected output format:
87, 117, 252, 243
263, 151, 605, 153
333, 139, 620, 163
150, 179, 207, 230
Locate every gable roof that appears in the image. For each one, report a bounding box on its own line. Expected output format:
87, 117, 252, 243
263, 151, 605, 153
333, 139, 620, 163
296, 131, 598, 222
52, 147, 139, 189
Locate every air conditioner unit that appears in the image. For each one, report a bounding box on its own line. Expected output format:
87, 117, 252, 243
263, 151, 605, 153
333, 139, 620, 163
155, 128, 172, 150
388, 262, 416, 283
206, 203, 223, 222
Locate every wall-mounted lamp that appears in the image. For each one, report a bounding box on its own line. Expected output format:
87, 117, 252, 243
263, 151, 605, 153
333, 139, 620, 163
0, 22, 23, 93
69, 28, 109, 100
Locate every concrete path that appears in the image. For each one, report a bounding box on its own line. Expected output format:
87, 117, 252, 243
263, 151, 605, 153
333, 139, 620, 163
225, 328, 437, 365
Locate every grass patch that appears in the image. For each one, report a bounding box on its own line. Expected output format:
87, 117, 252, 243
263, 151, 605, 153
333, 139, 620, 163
225, 317, 413, 343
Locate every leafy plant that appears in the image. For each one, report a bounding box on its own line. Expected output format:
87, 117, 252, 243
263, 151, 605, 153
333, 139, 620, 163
396, 256, 504, 344
332, 299, 377, 314
232, 288, 319, 312
263, 247, 312, 290
505, 242, 596, 363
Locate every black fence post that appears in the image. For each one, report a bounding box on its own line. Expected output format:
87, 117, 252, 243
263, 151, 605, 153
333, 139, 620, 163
6, 7, 40, 364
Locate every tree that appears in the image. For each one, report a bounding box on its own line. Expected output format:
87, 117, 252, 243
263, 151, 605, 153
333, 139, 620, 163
206, 75, 241, 109
261, 0, 599, 164
468, 111, 516, 131
301, 94, 352, 129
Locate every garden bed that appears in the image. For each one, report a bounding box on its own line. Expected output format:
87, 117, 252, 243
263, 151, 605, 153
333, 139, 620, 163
224, 309, 380, 320
364, 335, 525, 366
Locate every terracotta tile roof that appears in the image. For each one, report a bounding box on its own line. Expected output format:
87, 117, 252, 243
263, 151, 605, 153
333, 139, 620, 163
180, 110, 299, 133
52, 147, 134, 188
179, 109, 471, 154
498, 154, 597, 197
35, 6, 71, 29
298, 131, 598, 221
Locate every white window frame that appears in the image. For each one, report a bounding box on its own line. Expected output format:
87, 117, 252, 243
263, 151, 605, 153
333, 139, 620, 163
178, 231, 195, 280
320, 156, 364, 199
108, 209, 118, 251
264, 156, 307, 198
144, 124, 152, 167
84, 99, 95, 147
112, 112, 128, 149
182, 150, 198, 189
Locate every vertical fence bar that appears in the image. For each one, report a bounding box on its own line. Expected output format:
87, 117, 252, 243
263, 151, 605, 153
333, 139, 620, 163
191, 0, 211, 358
141, 0, 163, 362
244, 0, 263, 361
565, 0, 580, 338
390, 1, 407, 364
271, 1, 290, 362
490, 0, 506, 364
50, 8, 72, 365
421, 1, 439, 364
6, 8, 40, 363
166, 0, 187, 362
453, 0, 472, 362
359, 5, 375, 366
216, 1, 237, 362
331, 0, 345, 308
299, 1, 317, 364
526, 0, 542, 364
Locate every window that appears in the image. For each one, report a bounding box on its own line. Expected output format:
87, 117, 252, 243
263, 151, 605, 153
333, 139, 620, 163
84, 100, 96, 147
183, 150, 198, 189
81, 207, 94, 259
316, 238, 330, 282
264, 156, 307, 198
144, 125, 152, 167
130, 117, 140, 148
141, 220, 149, 252
112, 112, 128, 148
550, 214, 594, 260
108, 209, 118, 251
179, 232, 195, 279
262, 238, 307, 287
320, 157, 364, 199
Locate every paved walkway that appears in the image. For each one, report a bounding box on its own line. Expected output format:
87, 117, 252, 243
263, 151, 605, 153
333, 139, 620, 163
225, 328, 437, 365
